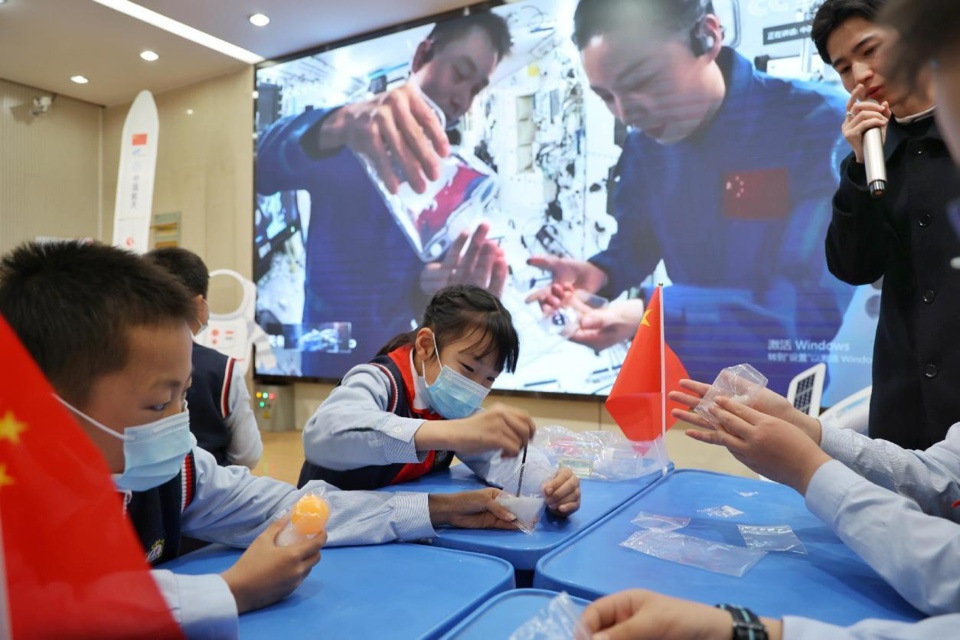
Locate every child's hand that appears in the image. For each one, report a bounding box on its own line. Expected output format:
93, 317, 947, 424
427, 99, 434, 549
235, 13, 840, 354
544, 467, 581, 517
428, 488, 519, 530
221, 516, 326, 614
435, 403, 536, 457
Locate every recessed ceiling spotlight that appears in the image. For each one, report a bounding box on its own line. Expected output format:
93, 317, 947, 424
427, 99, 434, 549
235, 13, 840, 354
249, 13, 270, 27
140, 50, 160, 61
70, 75, 89, 84
186, 109, 194, 115
92, 1, 264, 64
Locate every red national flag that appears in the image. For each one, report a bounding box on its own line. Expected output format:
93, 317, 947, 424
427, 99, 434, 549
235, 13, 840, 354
0, 317, 182, 638
605, 287, 689, 441
131, 133, 148, 146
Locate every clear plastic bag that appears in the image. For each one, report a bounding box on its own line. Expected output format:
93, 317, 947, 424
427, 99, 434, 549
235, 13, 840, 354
630, 511, 691, 532
694, 364, 768, 428
697, 505, 745, 519
275, 488, 330, 547
620, 529, 767, 577
738, 524, 807, 554
496, 463, 549, 534
509, 592, 587, 640
533, 425, 670, 481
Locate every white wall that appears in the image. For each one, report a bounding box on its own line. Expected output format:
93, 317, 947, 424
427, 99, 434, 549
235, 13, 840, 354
0, 78, 102, 254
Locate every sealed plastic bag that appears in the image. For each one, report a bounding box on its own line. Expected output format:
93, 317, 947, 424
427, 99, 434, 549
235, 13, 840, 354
738, 524, 807, 554
697, 505, 745, 519
631, 511, 691, 532
694, 364, 768, 427
509, 592, 587, 640
533, 425, 670, 481
620, 529, 766, 577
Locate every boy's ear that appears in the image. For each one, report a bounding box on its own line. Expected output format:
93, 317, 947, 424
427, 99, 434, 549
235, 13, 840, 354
195, 295, 209, 328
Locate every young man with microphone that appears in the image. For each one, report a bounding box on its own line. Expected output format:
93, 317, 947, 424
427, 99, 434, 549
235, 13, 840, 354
813, 0, 960, 450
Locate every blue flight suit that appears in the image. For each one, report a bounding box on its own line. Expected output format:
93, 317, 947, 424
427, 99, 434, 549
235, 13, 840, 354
590, 48, 855, 394
257, 108, 427, 378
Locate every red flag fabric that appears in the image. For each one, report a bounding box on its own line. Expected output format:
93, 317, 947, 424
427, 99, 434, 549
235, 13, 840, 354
605, 287, 689, 441
0, 317, 183, 639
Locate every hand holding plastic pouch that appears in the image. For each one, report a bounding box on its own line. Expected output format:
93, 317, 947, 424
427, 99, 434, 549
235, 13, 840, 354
362, 86, 498, 262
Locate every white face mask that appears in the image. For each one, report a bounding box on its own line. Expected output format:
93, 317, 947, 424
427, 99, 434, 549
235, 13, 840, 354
57, 397, 195, 492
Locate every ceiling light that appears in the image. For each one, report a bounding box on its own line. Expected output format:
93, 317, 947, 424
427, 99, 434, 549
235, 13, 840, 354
70, 75, 89, 84
140, 50, 160, 62
92, 0, 264, 64
186, 109, 194, 115
249, 13, 270, 27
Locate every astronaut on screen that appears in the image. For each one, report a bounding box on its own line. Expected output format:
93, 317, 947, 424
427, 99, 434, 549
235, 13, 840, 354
526, 0, 857, 394
256, 13, 513, 378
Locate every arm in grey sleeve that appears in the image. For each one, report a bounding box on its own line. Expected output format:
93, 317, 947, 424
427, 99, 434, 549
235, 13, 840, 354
301, 365, 427, 470
181, 446, 436, 547
151, 570, 238, 639
806, 460, 960, 615
820, 424, 960, 518
223, 365, 263, 469
783, 614, 960, 639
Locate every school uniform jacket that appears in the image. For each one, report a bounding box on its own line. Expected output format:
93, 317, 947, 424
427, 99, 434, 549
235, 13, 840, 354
300, 344, 553, 492
188, 342, 262, 468
124, 445, 436, 638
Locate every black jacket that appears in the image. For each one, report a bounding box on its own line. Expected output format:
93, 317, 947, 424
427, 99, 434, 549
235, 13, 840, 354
186, 342, 233, 465
826, 114, 960, 448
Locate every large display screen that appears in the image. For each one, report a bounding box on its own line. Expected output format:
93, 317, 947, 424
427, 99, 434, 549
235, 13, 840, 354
253, 0, 878, 404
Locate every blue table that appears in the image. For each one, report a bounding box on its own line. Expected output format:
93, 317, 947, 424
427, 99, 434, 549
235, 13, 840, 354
380, 463, 663, 570
535, 469, 926, 626
441, 589, 590, 639
162, 542, 514, 639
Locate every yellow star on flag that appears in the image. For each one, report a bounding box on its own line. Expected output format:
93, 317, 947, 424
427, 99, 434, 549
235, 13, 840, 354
0, 464, 13, 489
640, 307, 653, 327
0, 410, 27, 444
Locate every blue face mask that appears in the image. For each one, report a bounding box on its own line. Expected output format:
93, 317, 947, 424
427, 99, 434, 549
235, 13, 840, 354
421, 336, 490, 419
57, 397, 195, 492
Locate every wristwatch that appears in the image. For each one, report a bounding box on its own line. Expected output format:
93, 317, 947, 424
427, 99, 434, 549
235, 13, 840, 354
715, 603, 768, 640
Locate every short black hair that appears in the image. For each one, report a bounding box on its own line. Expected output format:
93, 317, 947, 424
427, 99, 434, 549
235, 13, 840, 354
572, 0, 711, 50
880, 0, 960, 92
423, 11, 513, 63
811, 0, 885, 65
378, 284, 520, 374
146, 246, 210, 298
0, 241, 195, 405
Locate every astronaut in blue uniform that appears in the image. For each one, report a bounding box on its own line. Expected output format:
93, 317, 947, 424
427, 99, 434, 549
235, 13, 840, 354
257, 13, 512, 379
528, 0, 854, 393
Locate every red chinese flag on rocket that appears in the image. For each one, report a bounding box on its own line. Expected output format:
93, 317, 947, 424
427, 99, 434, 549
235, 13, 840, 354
0, 317, 182, 639
605, 287, 689, 441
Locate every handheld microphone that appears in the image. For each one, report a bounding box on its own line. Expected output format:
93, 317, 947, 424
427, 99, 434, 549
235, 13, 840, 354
862, 99, 887, 198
